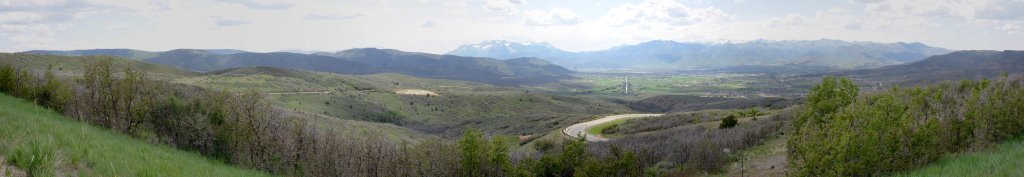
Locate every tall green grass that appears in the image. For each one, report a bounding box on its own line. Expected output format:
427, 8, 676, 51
0, 93, 272, 177
894, 135, 1024, 177
586, 118, 627, 136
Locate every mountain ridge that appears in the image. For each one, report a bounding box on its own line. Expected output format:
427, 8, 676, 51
447, 39, 954, 70
15, 48, 574, 85
825, 50, 1024, 85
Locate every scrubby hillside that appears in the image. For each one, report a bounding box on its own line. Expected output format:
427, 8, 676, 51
145, 49, 382, 74
21, 49, 160, 60
317, 48, 574, 85
789, 76, 1024, 176
0, 93, 272, 177
834, 50, 1024, 86
626, 95, 797, 112
0, 53, 197, 79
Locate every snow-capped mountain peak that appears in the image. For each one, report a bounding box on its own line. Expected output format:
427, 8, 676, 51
447, 40, 568, 60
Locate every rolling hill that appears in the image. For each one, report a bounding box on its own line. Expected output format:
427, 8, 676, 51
144, 49, 382, 74
315, 48, 573, 85
448, 39, 953, 70
18, 48, 574, 85
18, 49, 256, 60
832, 50, 1024, 85
21, 49, 160, 60
0, 53, 198, 79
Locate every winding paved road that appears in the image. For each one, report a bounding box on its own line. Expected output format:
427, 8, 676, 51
563, 114, 664, 142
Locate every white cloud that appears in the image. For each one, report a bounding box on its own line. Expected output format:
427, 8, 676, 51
976, 0, 1024, 21
1001, 22, 1021, 33
484, 0, 525, 14
602, 0, 729, 27
443, 0, 470, 8
214, 18, 248, 27
844, 20, 863, 29
524, 8, 582, 26
304, 12, 363, 21
216, 0, 292, 10
422, 20, 435, 28
0, 0, 160, 51
767, 14, 808, 27
857, 0, 987, 19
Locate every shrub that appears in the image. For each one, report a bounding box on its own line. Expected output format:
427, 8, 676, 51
601, 124, 620, 134
534, 139, 555, 152
719, 114, 738, 129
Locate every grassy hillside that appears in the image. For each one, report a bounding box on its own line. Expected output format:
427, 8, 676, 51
174, 67, 492, 93
272, 89, 629, 136
20, 49, 159, 61
0, 93, 271, 177
894, 135, 1024, 177
0, 53, 434, 142
806, 50, 1024, 87
166, 66, 628, 136
141, 48, 573, 85
173, 67, 365, 93
145, 49, 382, 74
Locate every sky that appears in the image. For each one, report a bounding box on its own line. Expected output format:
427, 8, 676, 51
0, 0, 1022, 53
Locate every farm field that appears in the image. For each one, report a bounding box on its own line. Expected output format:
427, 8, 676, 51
535, 72, 813, 101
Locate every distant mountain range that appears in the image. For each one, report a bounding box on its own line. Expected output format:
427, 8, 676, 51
19, 48, 573, 85
832, 50, 1024, 85
449, 40, 571, 61
447, 39, 953, 70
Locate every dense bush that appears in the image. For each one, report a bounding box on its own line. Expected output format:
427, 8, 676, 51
788, 76, 1024, 176
719, 114, 738, 129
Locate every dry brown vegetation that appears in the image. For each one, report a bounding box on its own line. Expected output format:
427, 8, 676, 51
595, 107, 797, 174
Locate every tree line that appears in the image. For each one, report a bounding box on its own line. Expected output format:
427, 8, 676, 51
789, 75, 1024, 176
0, 61, 649, 176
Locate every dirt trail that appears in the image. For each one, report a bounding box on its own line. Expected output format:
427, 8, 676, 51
266, 91, 331, 95
562, 114, 663, 142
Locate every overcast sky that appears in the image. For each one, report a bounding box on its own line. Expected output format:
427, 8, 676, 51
1, 0, 1022, 53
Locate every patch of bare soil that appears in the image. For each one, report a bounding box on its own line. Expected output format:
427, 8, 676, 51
0, 156, 27, 177
394, 89, 439, 96
720, 136, 788, 177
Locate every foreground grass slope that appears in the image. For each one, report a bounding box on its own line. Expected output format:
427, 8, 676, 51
0, 93, 271, 177
895, 135, 1024, 177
